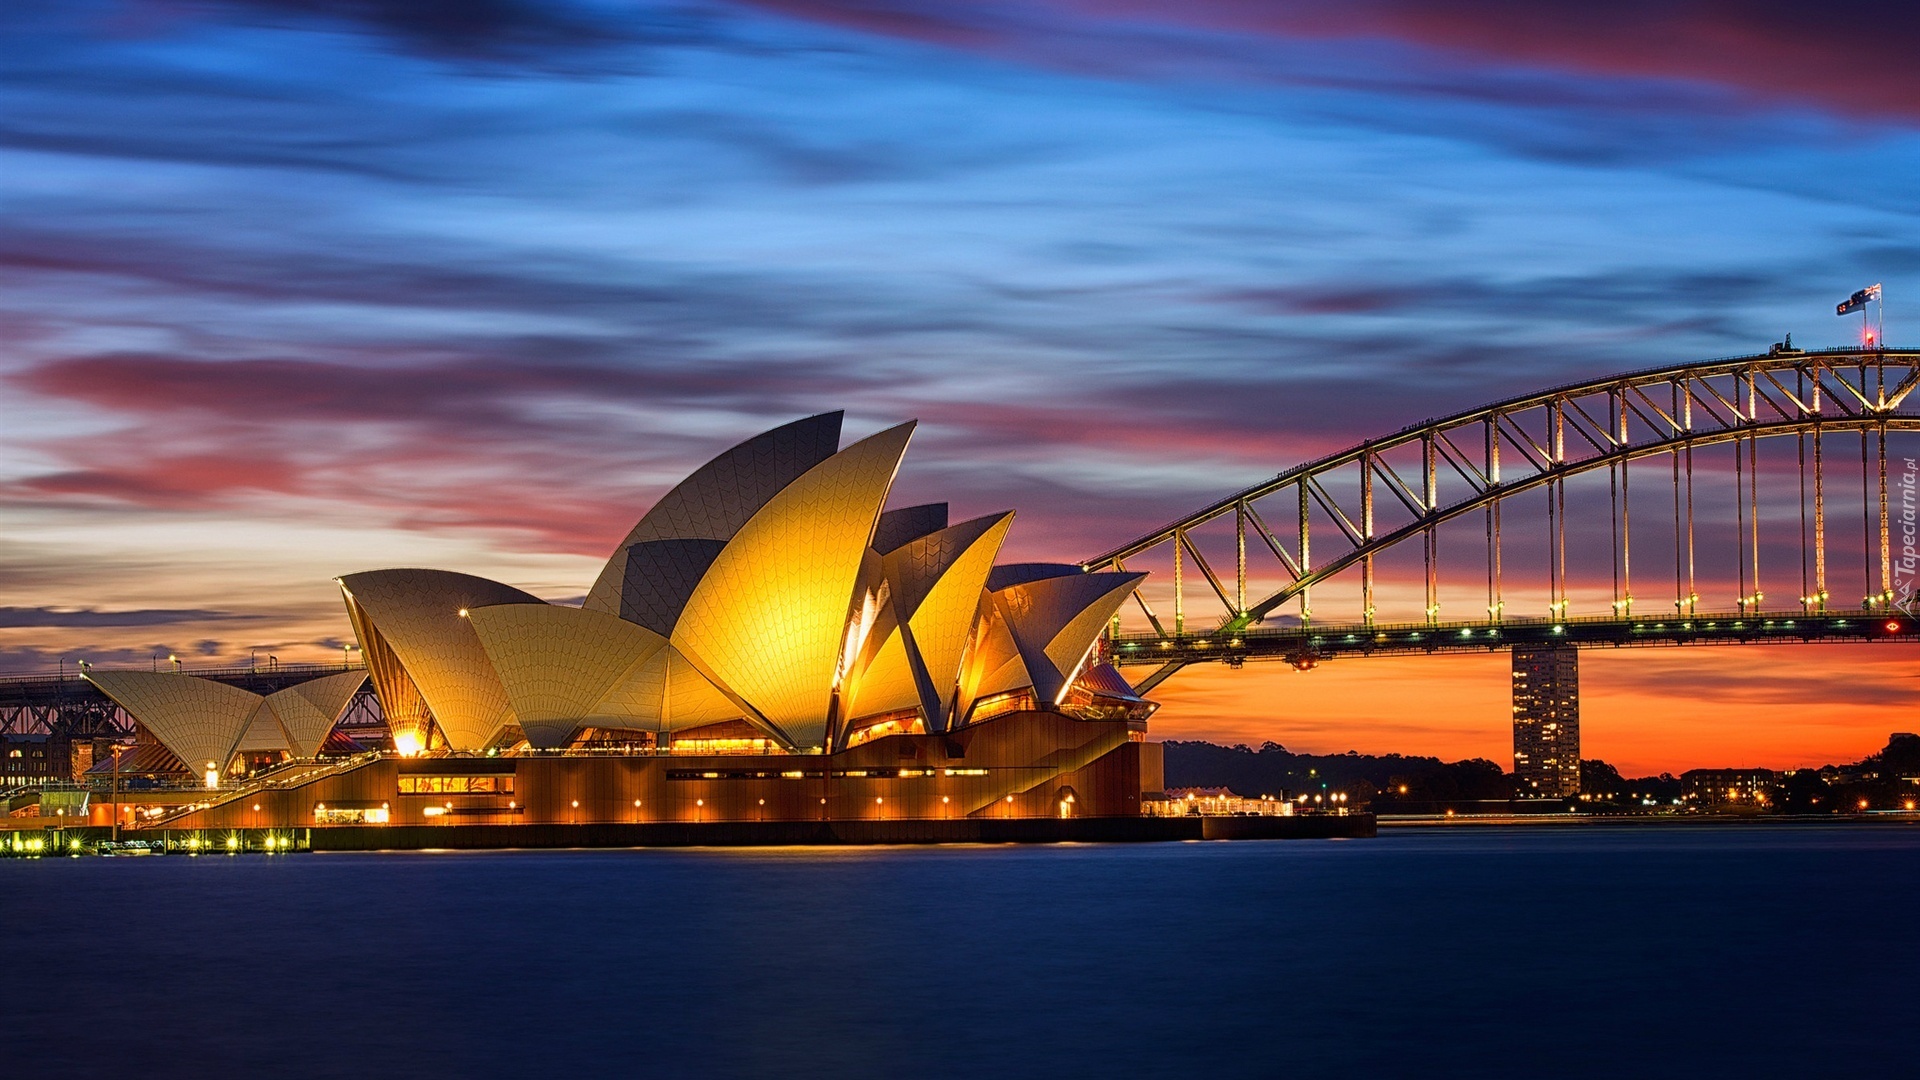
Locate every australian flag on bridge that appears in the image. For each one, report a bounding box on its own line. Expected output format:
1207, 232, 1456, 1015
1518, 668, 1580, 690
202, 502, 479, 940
1838, 284, 1882, 316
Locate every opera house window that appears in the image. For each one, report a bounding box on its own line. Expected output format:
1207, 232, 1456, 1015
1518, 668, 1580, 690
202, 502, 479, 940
398, 775, 513, 795
313, 803, 390, 824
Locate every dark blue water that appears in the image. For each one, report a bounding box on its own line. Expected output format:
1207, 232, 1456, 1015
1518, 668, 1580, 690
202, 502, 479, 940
4, 825, 1914, 1078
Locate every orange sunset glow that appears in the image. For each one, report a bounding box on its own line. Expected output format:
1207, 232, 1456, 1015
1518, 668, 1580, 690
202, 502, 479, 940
1150, 644, 1920, 776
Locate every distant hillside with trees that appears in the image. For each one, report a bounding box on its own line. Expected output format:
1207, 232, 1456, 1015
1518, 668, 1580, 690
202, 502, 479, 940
1162, 734, 1920, 815
1160, 740, 1508, 808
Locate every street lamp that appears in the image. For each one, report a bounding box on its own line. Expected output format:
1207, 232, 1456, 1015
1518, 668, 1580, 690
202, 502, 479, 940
110, 741, 124, 844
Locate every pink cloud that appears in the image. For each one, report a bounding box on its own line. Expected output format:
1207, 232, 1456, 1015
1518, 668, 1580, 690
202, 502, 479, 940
745, 0, 1001, 46
8, 352, 1352, 561
22, 453, 307, 505
737, 0, 1920, 121
4, 354, 678, 555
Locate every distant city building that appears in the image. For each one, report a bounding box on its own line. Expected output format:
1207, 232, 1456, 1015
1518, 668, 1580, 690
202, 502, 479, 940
1, 734, 76, 789
1512, 644, 1579, 798
1682, 769, 1775, 806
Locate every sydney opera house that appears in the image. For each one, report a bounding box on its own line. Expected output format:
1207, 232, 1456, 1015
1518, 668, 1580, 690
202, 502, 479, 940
82, 413, 1165, 834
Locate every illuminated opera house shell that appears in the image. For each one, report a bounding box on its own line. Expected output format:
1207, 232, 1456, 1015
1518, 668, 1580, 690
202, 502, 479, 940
339, 412, 1151, 754
85, 669, 368, 778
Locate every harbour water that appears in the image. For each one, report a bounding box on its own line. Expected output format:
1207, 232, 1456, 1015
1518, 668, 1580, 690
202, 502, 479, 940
4, 824, 1913, 1077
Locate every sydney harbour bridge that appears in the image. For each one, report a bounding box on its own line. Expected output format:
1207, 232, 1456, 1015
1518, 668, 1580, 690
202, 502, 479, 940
8, 344, 1920, 786
1085, 344, 1920, 680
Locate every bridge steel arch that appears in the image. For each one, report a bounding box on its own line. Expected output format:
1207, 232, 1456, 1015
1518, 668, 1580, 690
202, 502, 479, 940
1085, 348, 1920, 660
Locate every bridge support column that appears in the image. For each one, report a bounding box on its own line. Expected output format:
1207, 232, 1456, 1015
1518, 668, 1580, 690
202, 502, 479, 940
1512, 644, 1579, 799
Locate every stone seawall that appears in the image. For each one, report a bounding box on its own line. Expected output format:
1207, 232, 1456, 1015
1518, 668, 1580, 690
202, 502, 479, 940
305, 813, 1375, 850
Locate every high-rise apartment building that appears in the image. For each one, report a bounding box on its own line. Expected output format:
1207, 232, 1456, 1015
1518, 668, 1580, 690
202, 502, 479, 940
1512, 643, 1579, 797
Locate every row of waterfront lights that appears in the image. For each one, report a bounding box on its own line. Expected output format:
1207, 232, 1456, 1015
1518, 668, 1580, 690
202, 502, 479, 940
3, 832, 297, 856
1127, 613, 1901, 648
397, 793, 982, 823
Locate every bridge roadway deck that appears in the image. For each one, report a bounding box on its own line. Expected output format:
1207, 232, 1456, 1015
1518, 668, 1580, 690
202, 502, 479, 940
0, 663, 360, 706
1107, 611, 1920, 668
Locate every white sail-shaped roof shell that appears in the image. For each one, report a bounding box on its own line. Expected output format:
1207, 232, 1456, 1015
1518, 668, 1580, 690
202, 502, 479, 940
593, 644, 744, 733
844, 628, 924, 725
954, 600, 1014, 708
342, 589, 433, 752
990, 569, 1144, 704
234, 702, 292, 755
896, 513, 1012, 725
871, 502, 948, 554
466, 603, 669, 748
970, 632, 1035, 702
265, 671, 368, 758
849, 512, 1012, 729
338, 569, 543, 751
585, 412, 843, 623
671, 421, 915, 749
87, 671, 262, 774
608, 538, 728, 636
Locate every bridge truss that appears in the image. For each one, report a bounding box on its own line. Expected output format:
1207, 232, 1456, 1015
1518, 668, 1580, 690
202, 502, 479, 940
1085, 347, 1920, 688
0, 665, 381, 740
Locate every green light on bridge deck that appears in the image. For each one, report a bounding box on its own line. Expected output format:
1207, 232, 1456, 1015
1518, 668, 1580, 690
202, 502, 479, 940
1552, 625, 1564, 634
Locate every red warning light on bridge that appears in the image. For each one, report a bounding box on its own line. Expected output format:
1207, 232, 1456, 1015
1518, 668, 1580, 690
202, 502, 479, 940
1885, 621, 1901, 633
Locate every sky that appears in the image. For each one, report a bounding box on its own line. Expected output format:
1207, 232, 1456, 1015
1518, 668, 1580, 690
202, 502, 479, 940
4, 0, 1920, 775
